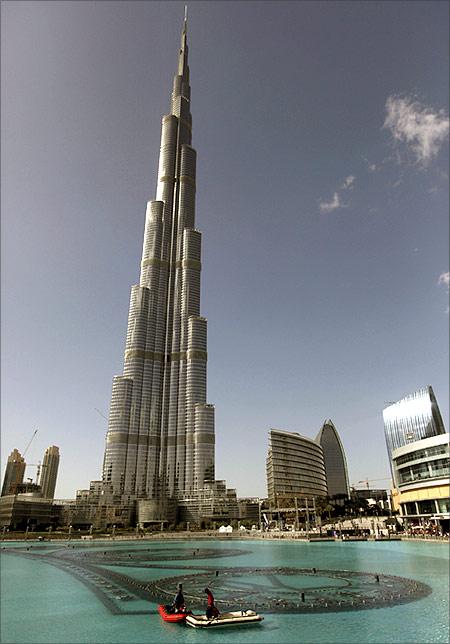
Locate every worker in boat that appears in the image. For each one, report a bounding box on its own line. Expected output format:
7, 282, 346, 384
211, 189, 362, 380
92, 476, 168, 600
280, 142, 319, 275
172, 583, 186, 613
204, 587, 220, 618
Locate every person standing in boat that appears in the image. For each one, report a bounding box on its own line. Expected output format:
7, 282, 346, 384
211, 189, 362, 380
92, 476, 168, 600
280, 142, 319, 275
204, 587, 219, 618
172, 583, 186, 613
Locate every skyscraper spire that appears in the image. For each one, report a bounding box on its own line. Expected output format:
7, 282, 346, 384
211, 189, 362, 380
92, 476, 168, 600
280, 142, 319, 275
101, 12, 215, 523
178, 7, 189, 81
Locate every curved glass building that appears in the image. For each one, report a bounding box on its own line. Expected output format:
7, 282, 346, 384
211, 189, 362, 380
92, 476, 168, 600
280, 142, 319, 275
316, 419, 350, 498
382, 386, 446, 477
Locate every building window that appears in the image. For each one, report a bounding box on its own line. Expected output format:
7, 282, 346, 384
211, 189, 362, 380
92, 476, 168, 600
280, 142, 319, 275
417, 500, 436, 515
437, 498, 450, 513
403, 502, 417, 516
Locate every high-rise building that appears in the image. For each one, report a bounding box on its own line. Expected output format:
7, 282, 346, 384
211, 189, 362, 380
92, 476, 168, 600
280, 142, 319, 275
101, 16, 215, 522
1, 449, 26, 496
40, 445, 60, 499
266, 429, 328, 509
316, 419, 350, 498
383, 386, 446, 473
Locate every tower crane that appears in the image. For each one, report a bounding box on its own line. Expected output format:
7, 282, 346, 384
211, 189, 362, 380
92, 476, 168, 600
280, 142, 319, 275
23, 429, 38, 457
94, 408, 108, 421
26, 462, 47, 486
354, 478, 392, 490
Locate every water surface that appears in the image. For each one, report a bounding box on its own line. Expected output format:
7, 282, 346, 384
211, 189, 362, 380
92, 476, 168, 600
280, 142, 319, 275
1, 538, 448, 643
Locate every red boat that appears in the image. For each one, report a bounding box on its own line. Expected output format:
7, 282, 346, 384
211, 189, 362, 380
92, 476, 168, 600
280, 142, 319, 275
158, 604, 189, 623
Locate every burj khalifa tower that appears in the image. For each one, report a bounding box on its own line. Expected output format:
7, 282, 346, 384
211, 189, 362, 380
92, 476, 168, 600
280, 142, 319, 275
101, 14, 215, 520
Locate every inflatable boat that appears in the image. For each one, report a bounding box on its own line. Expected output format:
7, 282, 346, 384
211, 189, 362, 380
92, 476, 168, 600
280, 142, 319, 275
158, 605, 189, 623
185, 610, 263, 628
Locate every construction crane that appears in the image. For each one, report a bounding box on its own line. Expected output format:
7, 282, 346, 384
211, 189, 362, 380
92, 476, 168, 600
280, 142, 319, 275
354, 478, 392, 490
94, 408, 108, 421
26, 463, 47, 486
23, 429, 38, 457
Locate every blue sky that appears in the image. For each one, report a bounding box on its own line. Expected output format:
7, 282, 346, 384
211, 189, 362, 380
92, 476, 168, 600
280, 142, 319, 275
2, 1, 449, 499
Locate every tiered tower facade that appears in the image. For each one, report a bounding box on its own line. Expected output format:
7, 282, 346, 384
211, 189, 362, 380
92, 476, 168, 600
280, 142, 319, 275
102, 16, 215, 517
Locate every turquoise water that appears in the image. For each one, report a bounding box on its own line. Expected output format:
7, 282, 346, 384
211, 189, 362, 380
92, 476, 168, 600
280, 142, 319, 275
1, 539, 448, 643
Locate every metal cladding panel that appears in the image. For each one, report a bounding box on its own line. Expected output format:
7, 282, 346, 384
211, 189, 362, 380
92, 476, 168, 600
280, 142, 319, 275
156, 116, 178, 189
383, 386, 447, 481
140, 200, 164, 289
103, 376, 133, 495
194, 404, 215, 488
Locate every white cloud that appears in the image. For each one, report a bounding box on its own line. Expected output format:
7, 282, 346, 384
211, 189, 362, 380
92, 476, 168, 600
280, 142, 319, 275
341, 175, 355, 190
319, 192, 343, 213
319, 175, 354, 213
362, 156, 378, 172
438, 271, 449, 289
383, 95, 449, 166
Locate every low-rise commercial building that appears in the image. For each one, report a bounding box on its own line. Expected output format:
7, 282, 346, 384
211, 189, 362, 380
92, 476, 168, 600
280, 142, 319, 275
0, 494, 62, 531
390, 433, 449, 532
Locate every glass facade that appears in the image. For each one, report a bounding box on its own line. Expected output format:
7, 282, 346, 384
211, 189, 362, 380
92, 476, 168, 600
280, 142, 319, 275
266, 429, 328, 508
397, 458, 449, 485
395, 444, 448, 467
315, 419, 350, 497
383, 386, 446, 473
392, 433, 449, 523
392, 434, 449, 488
401, 499, 449, 516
